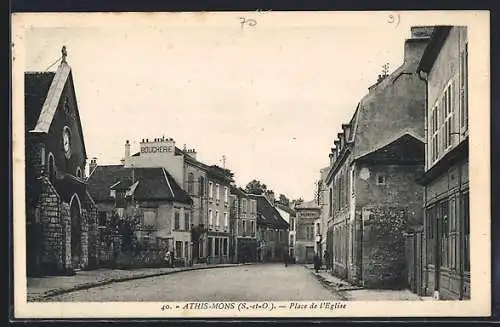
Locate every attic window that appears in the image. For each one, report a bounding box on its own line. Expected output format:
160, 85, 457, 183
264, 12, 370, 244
376, 174, 386, 185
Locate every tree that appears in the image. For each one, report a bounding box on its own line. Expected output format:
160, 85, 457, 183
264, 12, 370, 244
278, 194, 290, 206
245, 179, 268, 195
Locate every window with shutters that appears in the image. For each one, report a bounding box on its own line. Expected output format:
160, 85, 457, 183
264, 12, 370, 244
187, 172, 194, 194
184, 211, 190, 231
460, 42, 468, 131
174, 211, 180, 230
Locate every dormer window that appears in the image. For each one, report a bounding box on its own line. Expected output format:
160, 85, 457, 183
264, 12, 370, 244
376, 174, 386, 186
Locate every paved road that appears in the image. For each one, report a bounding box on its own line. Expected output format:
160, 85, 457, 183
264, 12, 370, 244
47, 264, 342, 302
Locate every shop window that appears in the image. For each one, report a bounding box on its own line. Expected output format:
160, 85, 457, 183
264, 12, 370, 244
223, 238, 228, 255
215, 238, 220, 256
462, 192, 470, 272
175, 241, 182, 258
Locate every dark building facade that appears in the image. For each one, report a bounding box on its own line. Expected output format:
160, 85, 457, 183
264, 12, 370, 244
295, 201, 321, 264
416, 26, 470, 300
229, 187, 258, 263
251, 194, 290, 263
324, 27, 431, 288
25, 53, 98, 276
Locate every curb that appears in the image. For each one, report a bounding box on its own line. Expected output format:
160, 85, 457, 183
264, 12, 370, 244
304, 267, 349, 301
29, 263, 254, 301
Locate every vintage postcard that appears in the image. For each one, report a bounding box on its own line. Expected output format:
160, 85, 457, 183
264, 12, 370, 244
12, 11, 490, 319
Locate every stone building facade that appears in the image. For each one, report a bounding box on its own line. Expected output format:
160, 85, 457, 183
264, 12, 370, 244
205, 166, 234, 264
324, 27, 431, 288
229, 187, 258, 263
87, 165, 193, 266
275, 203, 296, 261
295, 201, 321, 264
25, 54, 98, 276
416, 26, 470, 300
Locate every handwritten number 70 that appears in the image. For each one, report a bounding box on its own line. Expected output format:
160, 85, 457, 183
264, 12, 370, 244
240, 17, 257, 28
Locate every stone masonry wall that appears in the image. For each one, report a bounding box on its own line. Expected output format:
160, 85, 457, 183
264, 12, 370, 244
85, 194, 99, 268
361, 206, 408, 289
61, 202, 71, 270
36, 177, 64, 272
80, 208, 89, 268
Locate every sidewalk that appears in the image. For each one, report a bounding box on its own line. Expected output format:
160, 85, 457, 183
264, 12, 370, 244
304, 264, 428, 301
28, 263, 248, 302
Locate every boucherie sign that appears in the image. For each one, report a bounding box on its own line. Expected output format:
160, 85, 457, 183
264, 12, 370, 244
140, 145, 174, 154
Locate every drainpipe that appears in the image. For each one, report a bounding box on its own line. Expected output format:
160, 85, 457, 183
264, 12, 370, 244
418, 69, 429, 296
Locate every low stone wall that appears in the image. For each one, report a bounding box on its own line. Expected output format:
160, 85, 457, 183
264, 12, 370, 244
361, 206, 408, 289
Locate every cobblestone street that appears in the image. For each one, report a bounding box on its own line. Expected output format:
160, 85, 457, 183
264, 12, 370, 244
46, 264, 343, 302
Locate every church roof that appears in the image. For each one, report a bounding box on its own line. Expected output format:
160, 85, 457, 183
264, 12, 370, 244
25, 59, 87, 159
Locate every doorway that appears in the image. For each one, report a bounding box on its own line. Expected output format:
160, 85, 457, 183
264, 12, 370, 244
70, 195, 82, 269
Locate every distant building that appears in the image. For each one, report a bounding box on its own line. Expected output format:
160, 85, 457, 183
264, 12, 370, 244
294, 201, 321, 264
324, 27, 431, 288
250, 193, 289, 263
25, 52, 99, 276
205, 166, 233, 264
317, 167, 330, 260
275, 203, 296, 261
229, 187, 258, 263
416, 26, 470, 300
87, 165, 193, 265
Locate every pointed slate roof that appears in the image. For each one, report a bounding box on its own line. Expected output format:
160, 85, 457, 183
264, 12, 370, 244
25, 61, 88, 159
250, 194, 289, 229
87, 165, 192, 204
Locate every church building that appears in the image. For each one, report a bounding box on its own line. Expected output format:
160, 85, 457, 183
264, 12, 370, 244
25, 47, 99, 276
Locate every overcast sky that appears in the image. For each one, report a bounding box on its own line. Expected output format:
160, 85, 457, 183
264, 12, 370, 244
24, 14, 413, 201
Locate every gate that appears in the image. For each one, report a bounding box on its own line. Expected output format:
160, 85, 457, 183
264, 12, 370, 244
405, 230, 423, 295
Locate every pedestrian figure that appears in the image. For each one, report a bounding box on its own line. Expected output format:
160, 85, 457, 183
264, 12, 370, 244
165, 250, 172, 268
313, 252, 321, 273
323, 250, 330, 271
284, 252, 289, 267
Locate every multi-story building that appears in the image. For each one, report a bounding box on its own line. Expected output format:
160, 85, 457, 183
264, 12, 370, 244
416, 26, 470, 300
295, 201, 321, 264
25, 50, 99, 276
122, 137, 235, 264
229, 187, 258, 263
251, 193, 289, 262
317, 167, 330, 260
275, 203, 296, 262
205, 165, 233, 264
324, 27, 431, 288
123, 138, 209, 263
87, 165, 193, 265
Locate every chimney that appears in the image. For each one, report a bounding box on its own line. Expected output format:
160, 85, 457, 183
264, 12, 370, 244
89, 157, 97, 175
404, 27, 433, 69
124, 140, 130, 159
411, 26, 435, 39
